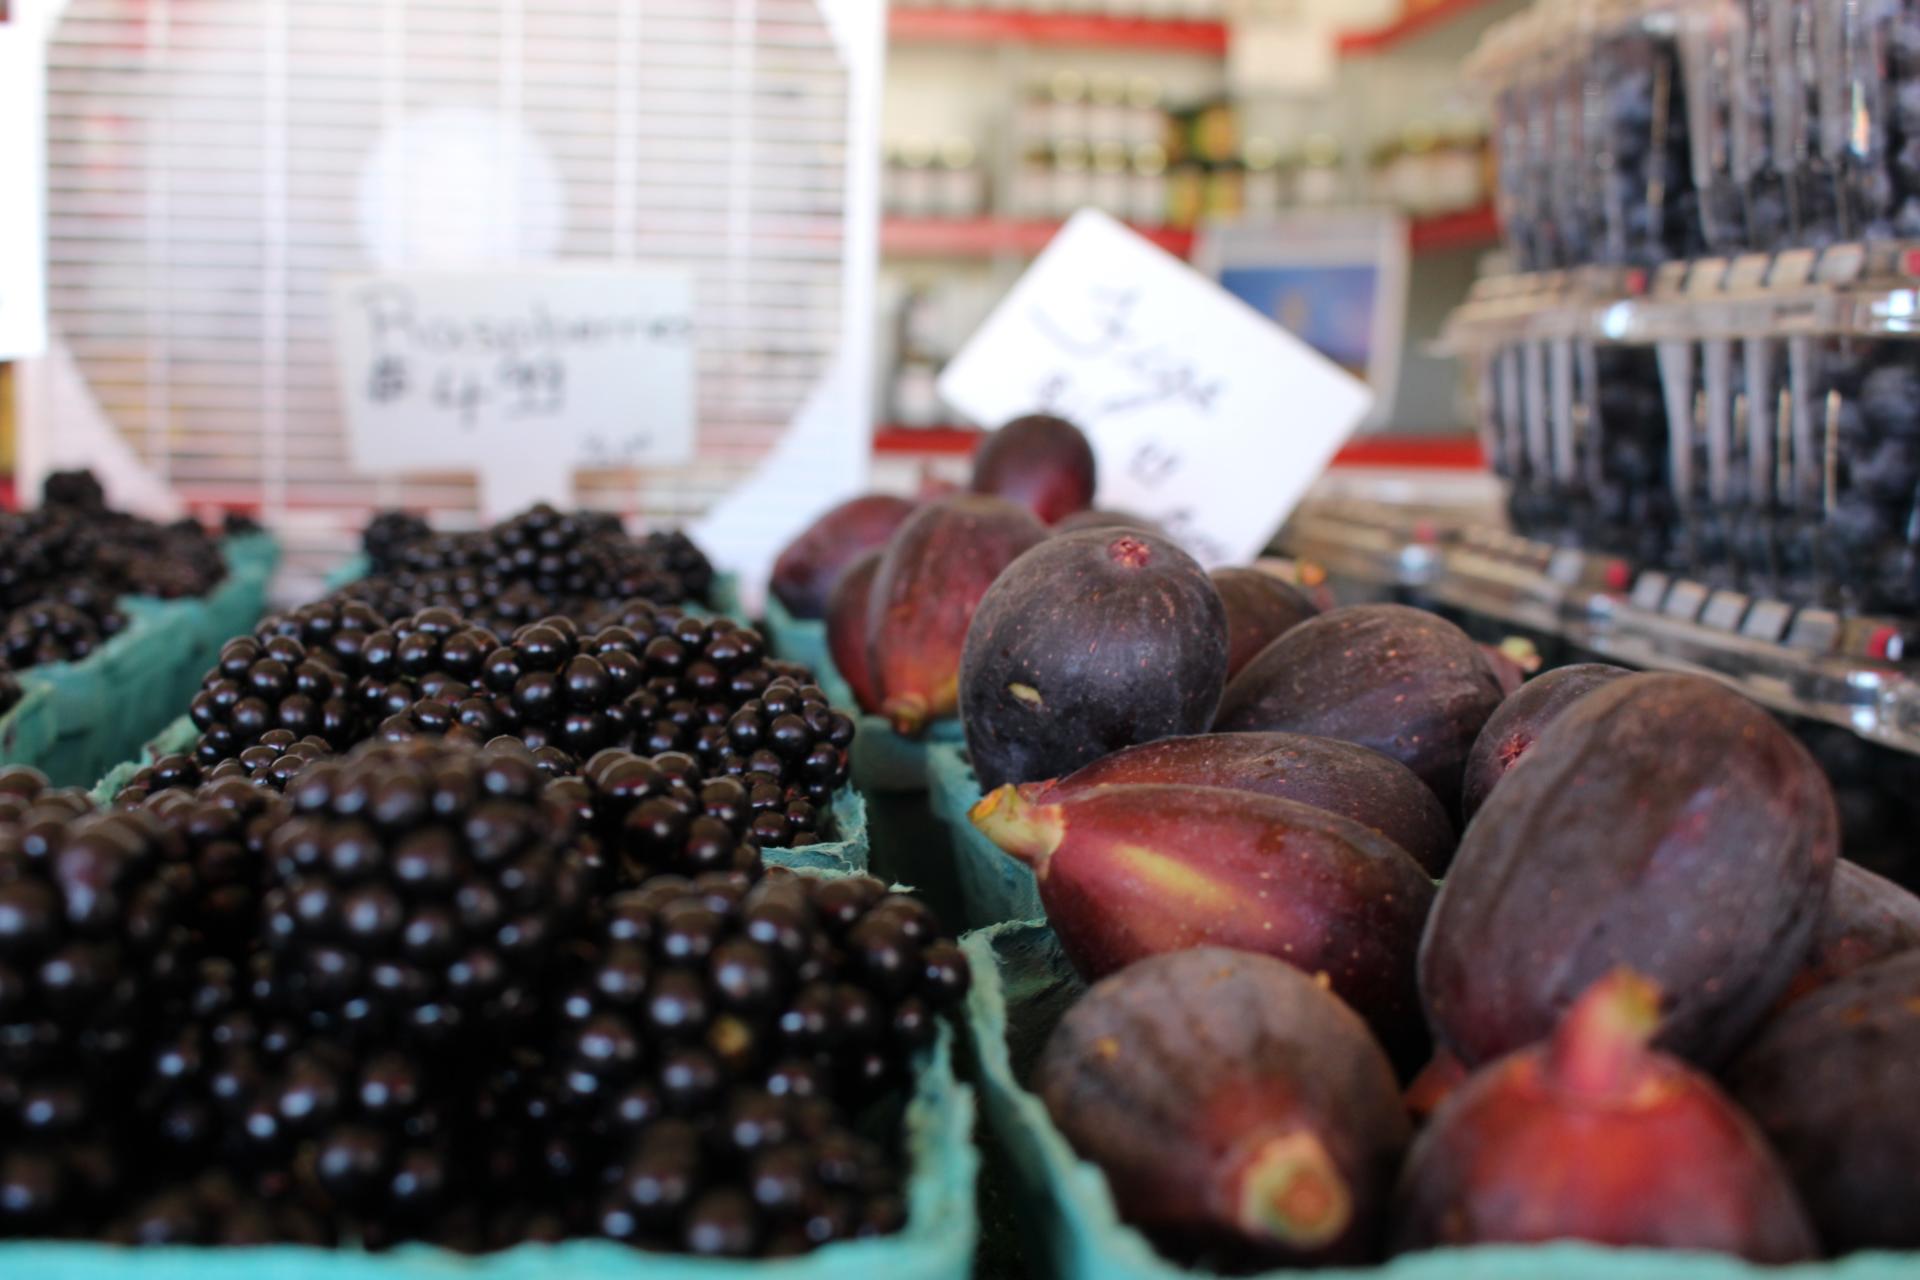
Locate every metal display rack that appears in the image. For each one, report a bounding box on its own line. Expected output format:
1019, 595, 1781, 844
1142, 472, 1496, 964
1279, 498, 1920, 757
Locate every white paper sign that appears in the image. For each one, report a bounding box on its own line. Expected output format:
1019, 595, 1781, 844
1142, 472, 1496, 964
938, 210, 1374, 566
0, 2, 48, 360
331, 266, 696, 512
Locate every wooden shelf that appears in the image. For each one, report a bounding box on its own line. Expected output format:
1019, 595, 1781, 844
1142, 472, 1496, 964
881, 217, 1195, 259
1336, 0, 1504, 55
888, 9, 1229, 54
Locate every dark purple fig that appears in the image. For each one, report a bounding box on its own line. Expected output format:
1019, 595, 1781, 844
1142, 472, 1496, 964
1033, 731, 1455, 876
1053, 509, 1163, 536
867, 495, 1046, 737
824, 549, 883, 714
969, 414, 1096, 525
1395, 971, 1815, 1262
770, 494, 915, 620
1478, 644, 1531, 697
1404, 1048, 1466, 1125
1422, 673, 1838, 1069
1459, 663, 1631, 819
1210, 568, 1318, 681
973, 782, 1434, 1069
959, 530, 1227, 791
1214, 604, 1503, 814
1729, 950, 1920, 1251
1779, 858, 1920, 1005
1037, 948, 1410, 1267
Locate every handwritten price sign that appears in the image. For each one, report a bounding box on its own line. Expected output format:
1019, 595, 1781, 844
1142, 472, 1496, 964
331, 266, 695, 512
938, 211, 1373, 566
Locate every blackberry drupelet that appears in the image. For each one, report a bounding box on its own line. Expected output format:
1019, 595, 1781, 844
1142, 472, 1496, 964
642, 529, 715, 607
189, 635, 356, 768
480, 617, 638, 758
262, 738, 588, 1044
104, 1170, 331, 1247
256, 599, 396, 676
133, 775, 292, 953
574, 749, 762, 883
3, 598, 111, 668
42, 468, 107, 510
363, 511, 434, 576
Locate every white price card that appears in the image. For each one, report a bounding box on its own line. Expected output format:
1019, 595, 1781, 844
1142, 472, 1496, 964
331, 266, 696, 512
0, 0, 48, 360
938, 210, 1374, 566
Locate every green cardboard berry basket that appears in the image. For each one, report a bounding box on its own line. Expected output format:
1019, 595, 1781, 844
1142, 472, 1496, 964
0, 537, 278, 787
962, 920, 1920, 1280
0, 993, 976, 1280
89, 714, 872, 876
927, 743, 1040, 929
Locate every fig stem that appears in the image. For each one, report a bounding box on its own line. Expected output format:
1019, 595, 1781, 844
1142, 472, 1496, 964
1234, 1131, 1351, 1250
1548, 968, 1663, 1098
969, 785, 1066, 872
885, 694, 929, 738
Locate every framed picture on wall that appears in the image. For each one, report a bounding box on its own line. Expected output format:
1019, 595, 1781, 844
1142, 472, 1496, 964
1194, 210, 1409, 429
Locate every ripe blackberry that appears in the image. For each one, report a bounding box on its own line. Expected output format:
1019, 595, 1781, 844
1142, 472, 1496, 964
359, 607, 500, 698
104, 1170, 331, 1246
189, 635, 355, 768
262, 738, 587, 1043
480, 617, 640, 758
0, 660, 18, 719
575, 749, 763, 883
643, 529, 715, 607
42, 468, 106, 510
696, 678, 854, 821
3, 597, 113, 668
255, 599, 396, 676
133, 776, 291, 952
363, 510, 433, 576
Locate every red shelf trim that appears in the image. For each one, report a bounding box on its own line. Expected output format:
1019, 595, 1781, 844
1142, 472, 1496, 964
881, 217, 1195, 259
1408, 205, 1501, 253
1336, 0, 1502, 55
888, 9, 1228, 54
875, 426, 1486, 471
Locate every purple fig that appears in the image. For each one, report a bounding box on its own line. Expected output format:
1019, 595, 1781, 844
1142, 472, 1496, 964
1459, 663, 1631, 819
969, 414, 1096, 525
824, 548, 883, 714
770, 494, 915, 620
1210, 568, 1318, 680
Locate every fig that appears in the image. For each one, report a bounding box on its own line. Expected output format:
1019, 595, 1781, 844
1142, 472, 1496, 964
1422, 673, 1838, 1068
1053, 509, 1163, 536
769, 493, 915, 620
1780, 858, 1920, 1004
824, 548, 883, 714
959, 530, 1228, 791
1033, 732, 1456, 877
969, 413, 1097, 525
1210, 568, 1318, 680
1459, 663, 1631, 819
1404, 1049, 1466, 1125
1214, 604, 1503, 813
866, 494, 1046, 737
1478, 644, 1531, 697
972, 782, 1435, 1067
1036, 948, 1409, 1267
1728, 950, 1920, 1251
1394, 970, 1816, 1261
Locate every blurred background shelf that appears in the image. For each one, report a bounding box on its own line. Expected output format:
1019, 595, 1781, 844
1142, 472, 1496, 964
1336, 0, 1509, 55
888, 10, 1230, 55
881, 216, 1196, 259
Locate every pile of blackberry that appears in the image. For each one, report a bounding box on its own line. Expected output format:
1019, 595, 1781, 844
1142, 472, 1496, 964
362, 511, 433, 575
187, 635, 357, 769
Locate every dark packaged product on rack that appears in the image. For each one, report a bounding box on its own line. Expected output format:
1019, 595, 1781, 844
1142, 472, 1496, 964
1682, 3, 1754, 254
1738, 0, 1794, 248
1590, 1, 1703, 268
1772, 0, 1843, 247
1476, 13, 1557, 272
1833, 0, 1920, 242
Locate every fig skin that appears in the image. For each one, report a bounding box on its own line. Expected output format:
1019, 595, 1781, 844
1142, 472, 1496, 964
973, 781, 1434, 1069
1033, 731, 1456, 877
1779, 858, 1920, 1005
769, 493, 916, 620
1404, 1049, 1467, 1125
1394, 971, 1816, 1262
1421, 673, 1838, 1069
1214, 604, 1504, 814
824, 548, 883, 714
866, 494, 1046, 737
959, 529, 1228, 792
1210, 568, 1319, 681
1037, 947, 1410, 1268
1054, 509, 1163, 536
1459, 663, 1632, 819
1728, 950, 1920, 1252
969, 413, 1097, 525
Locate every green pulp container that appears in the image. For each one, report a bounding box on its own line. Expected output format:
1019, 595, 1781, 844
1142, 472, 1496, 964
927, 743, 1040, 929
961, 921, 1918, 1280
0, 537, 277, 786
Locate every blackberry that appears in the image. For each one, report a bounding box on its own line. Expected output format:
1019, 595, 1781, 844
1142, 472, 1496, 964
262, 738, 587, 1043
104, 1170, 331, 1246
698, 678, 853, 821
255, 599, 396, 676
575, 749, 763, 883
189, 635, 356, 768
222, 511, 264, 537
359, 607, 500, 698
363, 510, 433, 576
42, 468, 107, 510
480, 617, 638, 758
643, 529, 715, 607
133, 776, 291, 952
0, 660, 17, 719
3, 598, 113, 667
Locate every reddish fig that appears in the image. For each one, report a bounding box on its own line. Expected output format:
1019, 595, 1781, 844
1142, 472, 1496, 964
1034, 732, 1456, 876
959, 530, 1227, 791
1394, 971, 1816, 1261
969, 413, 1097, 524
972, 782, 1434, 1067
769, 493, 915, 620
1729, 950, 1920, 1251
1037, 948, 1410, 1267
1780, 859, 1920, 1004
1210, 568, 1318, 680
867, 494, 1046, 737
1214, 604, 1503, 813
1459, 663, 1631, 819
824, 548, 883, 714
1477, 643, 1533, 696
1053, 509, 1163, 536
1404, 1049, 1466, 1124
1422, 674, 1838, 1069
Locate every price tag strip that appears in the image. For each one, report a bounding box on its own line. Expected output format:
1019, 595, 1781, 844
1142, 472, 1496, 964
938, 210, 1374, 566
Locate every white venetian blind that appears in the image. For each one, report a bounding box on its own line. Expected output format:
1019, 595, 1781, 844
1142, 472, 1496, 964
41, 0, 858, 589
